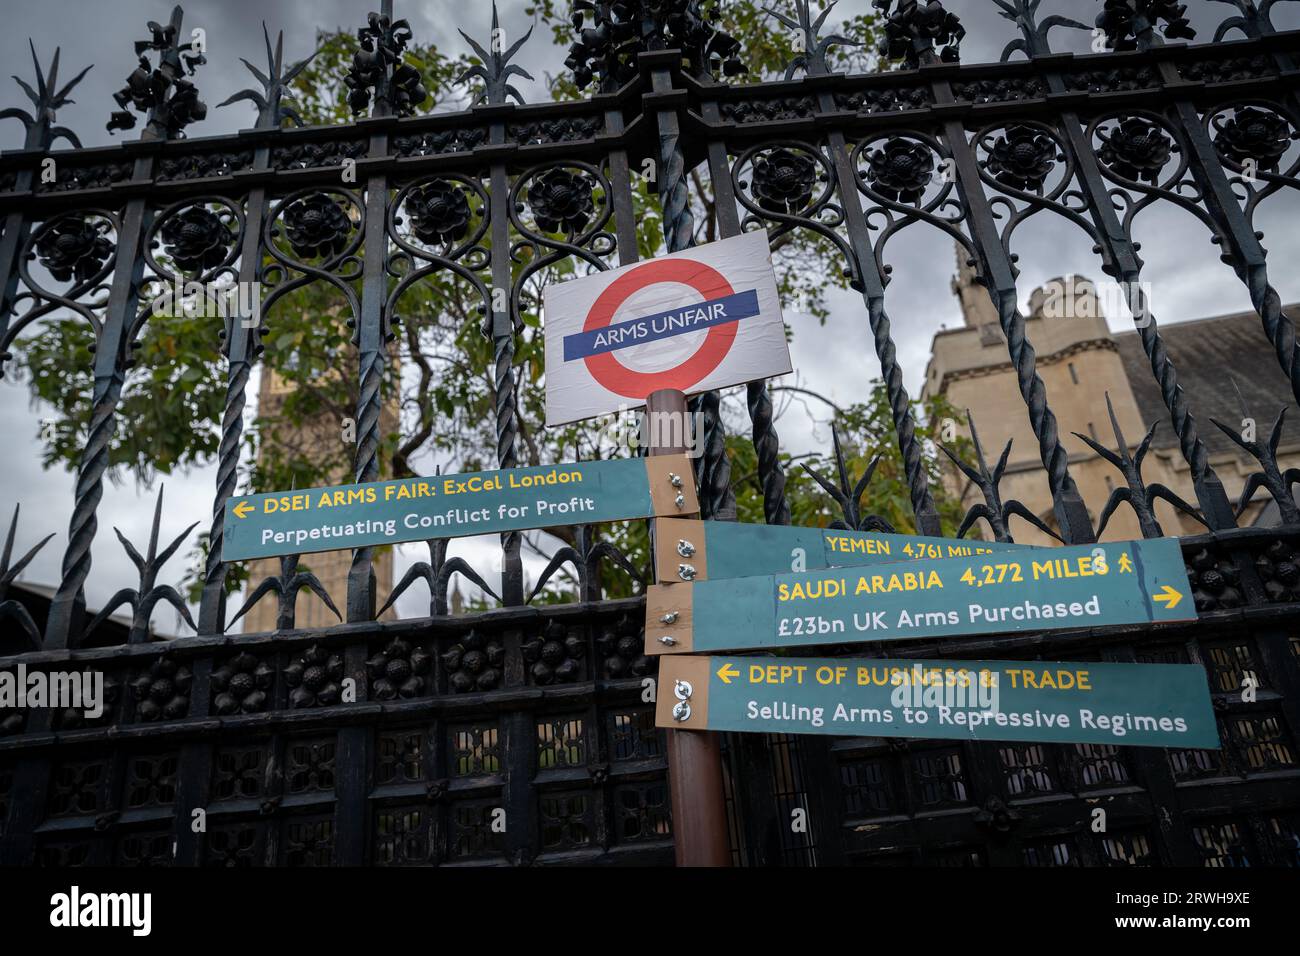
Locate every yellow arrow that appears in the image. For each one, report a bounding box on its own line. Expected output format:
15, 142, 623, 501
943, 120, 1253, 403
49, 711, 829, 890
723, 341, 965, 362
717, 662, 739, 684
1153, 584, 1182, 610
233, 501, 255, 519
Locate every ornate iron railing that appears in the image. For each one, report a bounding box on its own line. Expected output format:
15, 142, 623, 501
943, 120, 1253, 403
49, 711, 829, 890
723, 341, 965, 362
1, 0, 1299, 866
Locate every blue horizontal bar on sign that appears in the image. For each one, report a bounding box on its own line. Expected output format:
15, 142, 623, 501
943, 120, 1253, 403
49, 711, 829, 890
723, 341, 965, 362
561, 289, 760, 361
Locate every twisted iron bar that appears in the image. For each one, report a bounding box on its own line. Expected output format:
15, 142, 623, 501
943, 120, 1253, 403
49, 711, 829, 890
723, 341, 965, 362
916, 14, 1092, 541
710, 142, 795, 524
1122, 3, 1300, 414
54, 374, 124, 637
1183, 107, 1300, 414
658, 115, 693, 255
202, 358, 250, 603
988, 276, 1080, 526
492, 286, 522, 596
196, 24, 305, 630
197, 207, 268, 630
688, 391, 709, 489
747, 380, 789, 524
1123, 278, 1217, 490
1239, 265, 1300, 411
44, 8, 194, 646
693, 390, 735, 519
4, 50, 100, 644
488, 150, 522, 602
348, 340, 388, 617
867, 294, 936, 532
493, 329, 518, 472
824, 126, 941, 533
488, 228, 520, 598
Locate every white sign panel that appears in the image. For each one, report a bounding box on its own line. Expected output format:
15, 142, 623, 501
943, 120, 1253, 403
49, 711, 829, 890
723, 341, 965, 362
543, 230, 792, 426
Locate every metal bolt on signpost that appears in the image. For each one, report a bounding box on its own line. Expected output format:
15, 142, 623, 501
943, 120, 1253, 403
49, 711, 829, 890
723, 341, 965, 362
646, 387, 731, 866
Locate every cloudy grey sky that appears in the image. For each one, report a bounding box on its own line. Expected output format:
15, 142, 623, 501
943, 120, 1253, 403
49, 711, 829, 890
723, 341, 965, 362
2, 0, 1299, 633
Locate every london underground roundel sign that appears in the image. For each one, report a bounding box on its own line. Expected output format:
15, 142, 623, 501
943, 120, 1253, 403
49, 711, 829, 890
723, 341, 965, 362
543, 230, 792, 426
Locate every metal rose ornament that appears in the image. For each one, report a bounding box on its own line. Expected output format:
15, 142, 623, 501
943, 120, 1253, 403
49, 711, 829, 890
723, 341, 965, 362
35, 217, 114, 284
864, 136, 937, 204
751, 148, 819, 214
281, 192, 353, 260
130, 655, 192, 722
1213, 107, 1296, 173
1097, 117, 1174, 184
522, 621, 585, 686
985, 125, 1061, 193
158, 205, 231, 274
442, 630, 504, 693
406, 180, 473, 245
525, 167, 596, 234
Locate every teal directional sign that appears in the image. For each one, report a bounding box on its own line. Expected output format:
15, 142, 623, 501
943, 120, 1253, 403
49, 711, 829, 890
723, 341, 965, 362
646, 537, 1195, 655
656, 655, 1220, 749
222, 454, 698, 561
654, 517, 1025, 583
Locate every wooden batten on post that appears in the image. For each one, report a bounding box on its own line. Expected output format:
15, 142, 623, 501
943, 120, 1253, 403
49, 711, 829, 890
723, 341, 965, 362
645, 387, 731, 867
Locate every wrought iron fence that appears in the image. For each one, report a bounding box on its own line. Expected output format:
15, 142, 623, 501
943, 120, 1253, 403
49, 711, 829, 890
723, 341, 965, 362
0, 0, 1299, 865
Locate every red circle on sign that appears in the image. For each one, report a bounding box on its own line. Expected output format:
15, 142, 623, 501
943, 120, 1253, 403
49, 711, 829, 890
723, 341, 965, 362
582, 258, 738, 398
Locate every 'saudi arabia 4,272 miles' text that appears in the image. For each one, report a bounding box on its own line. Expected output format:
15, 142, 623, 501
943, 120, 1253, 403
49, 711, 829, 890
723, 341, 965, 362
649, 539, 1193, 656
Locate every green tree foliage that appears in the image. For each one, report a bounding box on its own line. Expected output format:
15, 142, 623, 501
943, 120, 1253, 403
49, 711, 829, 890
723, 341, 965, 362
739, 385, 973, 537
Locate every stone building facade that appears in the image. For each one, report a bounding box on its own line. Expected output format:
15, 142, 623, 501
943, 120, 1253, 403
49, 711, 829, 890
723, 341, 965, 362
923, 248, 1300, 545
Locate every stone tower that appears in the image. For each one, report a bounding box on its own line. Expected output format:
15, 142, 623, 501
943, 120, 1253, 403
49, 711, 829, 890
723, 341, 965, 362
923, 246, 1180, 544
238, 366, 397, 632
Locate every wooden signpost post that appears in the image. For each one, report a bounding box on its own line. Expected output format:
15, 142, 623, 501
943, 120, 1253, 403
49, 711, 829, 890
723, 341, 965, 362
646, 389, 731, 868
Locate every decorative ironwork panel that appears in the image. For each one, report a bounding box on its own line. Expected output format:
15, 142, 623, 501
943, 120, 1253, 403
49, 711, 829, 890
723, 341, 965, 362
0, 0, 1296, 870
